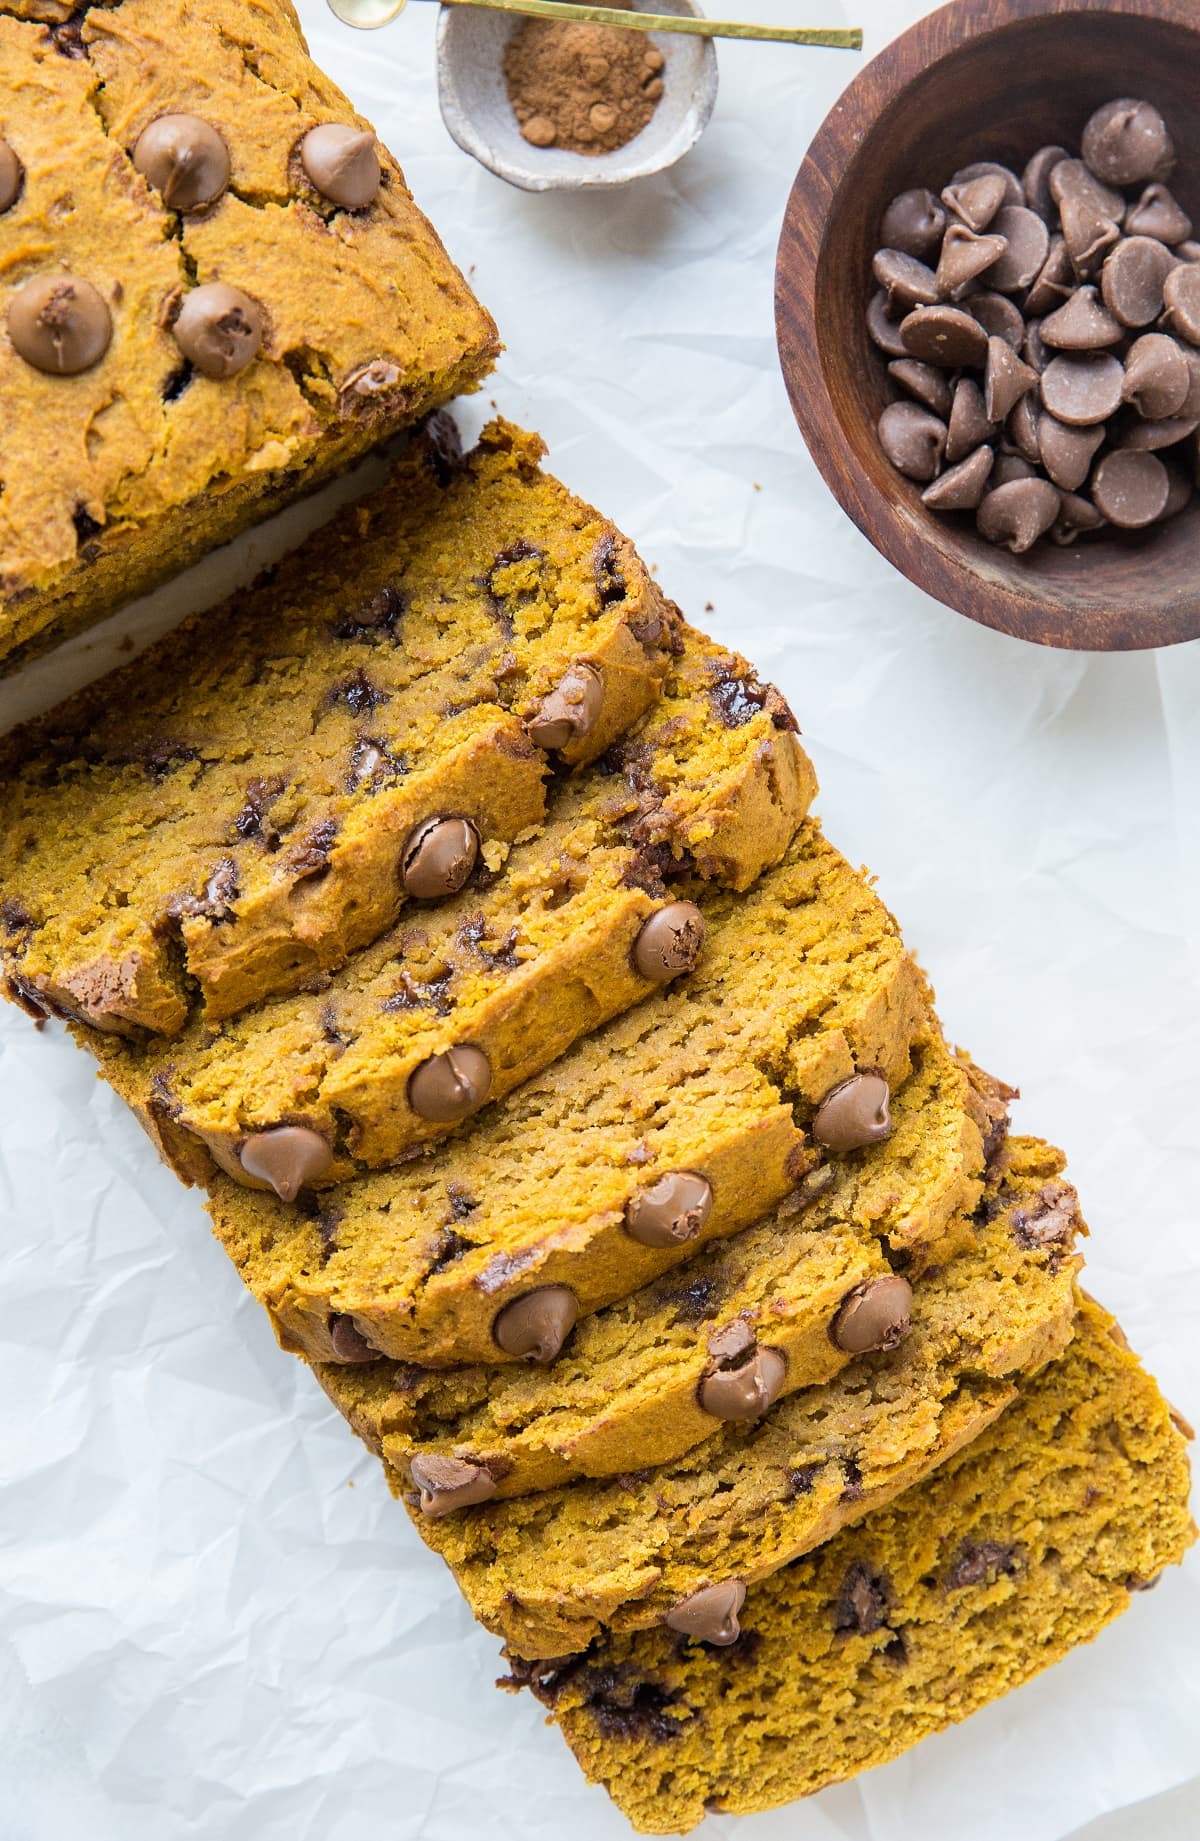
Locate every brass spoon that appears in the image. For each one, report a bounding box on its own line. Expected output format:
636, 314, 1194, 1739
327, 0, 862, 50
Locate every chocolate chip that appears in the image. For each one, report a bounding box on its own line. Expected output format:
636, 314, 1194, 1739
285, 818, 338, 880
876, 401, 946, 481
409, 1454, 497, 1516
945, 378, 995, 463
664, 1579, 746, 1646
1181, 349, 1200, 418
831, 1274, 913, 1355
1162, 262, 1200, 344
133, 113, 230, 212
866, 291, 910, 357
1040, 284, 1122, 350
172, 282, 262, 379
936, 225, 1008, 300
653, 1272, 720, 1326
698, 1340, 787, 1423
977, 477, 1061, 551
1126, 183, 1192, 246
1061, 198, 1121, 281
949, 161, 1022, 208
990, 454, 1036, 487
1022, 144, 1070, 220
947, 1539, 1021, 1589
574, 1673, 681, 1741
328, 1313, 378, 1362
1038, 414, 1104, 491
0, 137, 23, 214
834, 1561, 893, 1634
399, 816, 479, 900
922, 444, 993, 512
584, 534, 627, 614
625, 1171, 713, 1248
343, 358, 402, 401
492, 1285, 579, 1363
1162, 462, 1192, 519
879, 188, 945, 259
299, 123, 381, 209
168, 855, 240, 924
332, 584, 406, 642
984, 336, 1037, 422
1082, 98, 1174, 188
985, 206, 1050, 293
812, 1072, 891, 1152
1024, 319, 1052, 374
407, 1043, 492, 1123
1006, 393, 1041, 465
1101, 236, 1177, 328
1116, 409, 1200, 450
872, 249, 940, 315
965, 290, 1025, 349
899, 305, 989, 369
1122, 333, 1190, 418
1049, 162, 1124, 278
887, 359, 954, 417
942, 172, 1006, 234
633, 902, 705, 984
1092, 449, 1170, 528
1049, 158, 1126, 230
1051, 492, 1106, 545
526, 662, 603, 752
1040, 351, 1125, 425
1008, 1178, 1078, 1250
1024, 237, 1076, 317
239, 1125, 333, 1201
7, 273, 111, 375
348, 736, 403, 790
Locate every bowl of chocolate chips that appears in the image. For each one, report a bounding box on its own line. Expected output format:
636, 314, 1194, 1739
776, 0, 1200, 650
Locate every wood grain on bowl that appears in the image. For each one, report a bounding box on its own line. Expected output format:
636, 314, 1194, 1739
775, 0, 1200, 650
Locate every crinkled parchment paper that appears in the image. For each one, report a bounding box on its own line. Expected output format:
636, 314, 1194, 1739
1, 3, 1196, 1835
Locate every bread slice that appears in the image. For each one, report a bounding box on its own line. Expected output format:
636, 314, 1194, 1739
503, 1293, 1194, 1832
0, 0, 498, 669
413, 1138, 1084, 1658
1, 421, 678, 1036
318, 1039, 999, 1498
202, 822, 930, 1367
87, 617, 816, 1189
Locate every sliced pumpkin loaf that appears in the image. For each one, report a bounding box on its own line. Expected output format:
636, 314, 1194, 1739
201, 821, 932, 1368
0, 419, 678, 1037
0, 0, 500, 671
87, 618, 816, 1192
503, 1294, 1195, 1833
409, 1137, 1085, 1659
317, 1039, 1001, 1500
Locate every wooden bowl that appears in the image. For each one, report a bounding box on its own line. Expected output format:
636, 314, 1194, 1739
776, 0, 1200, 651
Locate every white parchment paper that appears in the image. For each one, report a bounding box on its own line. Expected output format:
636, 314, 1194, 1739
1, 3, 1197, 1835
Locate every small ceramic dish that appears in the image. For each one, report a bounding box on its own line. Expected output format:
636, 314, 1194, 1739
436, 0, 718, 193
775, 0, 1200, 651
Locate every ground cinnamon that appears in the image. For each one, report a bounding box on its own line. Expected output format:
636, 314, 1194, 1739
503, 8, 666, 157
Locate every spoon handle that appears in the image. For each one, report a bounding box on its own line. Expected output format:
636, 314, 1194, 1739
327, 0, 862, 48
440, 0, 861, 44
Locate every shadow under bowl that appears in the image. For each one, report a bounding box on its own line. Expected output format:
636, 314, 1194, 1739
776, 0, 1200, 651
436, 0, 718, 193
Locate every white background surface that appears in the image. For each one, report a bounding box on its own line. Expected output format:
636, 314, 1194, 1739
1, 2, 1198, 1836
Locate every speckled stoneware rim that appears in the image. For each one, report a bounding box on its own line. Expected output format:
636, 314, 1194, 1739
436, 0, 719, 192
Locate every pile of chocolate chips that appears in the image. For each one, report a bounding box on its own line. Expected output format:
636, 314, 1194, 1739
867, 99, 1200, 553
